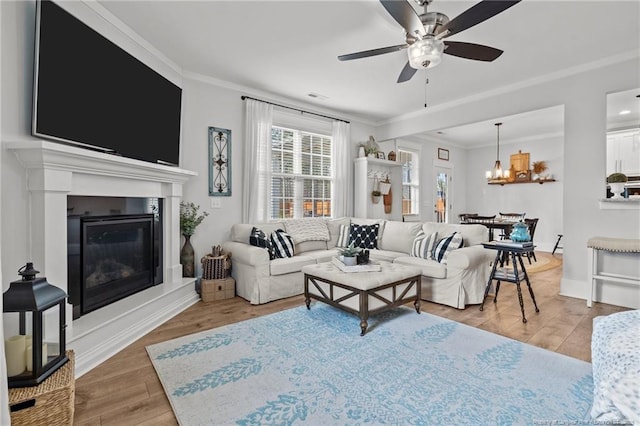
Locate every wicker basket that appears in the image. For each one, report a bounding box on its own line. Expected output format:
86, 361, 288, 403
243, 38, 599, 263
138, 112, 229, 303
201, 277, 235, 302
201, 254, 231, 280
9, 350, 75, 425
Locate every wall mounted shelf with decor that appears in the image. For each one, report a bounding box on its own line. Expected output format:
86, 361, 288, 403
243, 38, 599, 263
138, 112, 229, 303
488, 179, 556, 186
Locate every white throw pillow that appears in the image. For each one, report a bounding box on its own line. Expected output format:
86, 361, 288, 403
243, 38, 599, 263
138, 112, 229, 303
336, 224, 351, 248
411, 230, 439, 260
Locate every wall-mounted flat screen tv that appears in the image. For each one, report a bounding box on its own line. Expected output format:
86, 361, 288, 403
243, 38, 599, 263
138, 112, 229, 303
33, 0, 182, 166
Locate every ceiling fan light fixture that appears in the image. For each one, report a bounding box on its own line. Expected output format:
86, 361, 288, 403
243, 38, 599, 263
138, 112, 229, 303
407, 37, 444, 69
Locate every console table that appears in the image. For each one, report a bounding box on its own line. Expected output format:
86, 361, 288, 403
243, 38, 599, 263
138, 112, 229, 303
480, 242, 540, 323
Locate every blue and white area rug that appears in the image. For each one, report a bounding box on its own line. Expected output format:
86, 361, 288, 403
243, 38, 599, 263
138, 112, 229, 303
147, 305, 593, 425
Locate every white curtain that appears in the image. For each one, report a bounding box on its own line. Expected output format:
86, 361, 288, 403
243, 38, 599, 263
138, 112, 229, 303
242, 99, 273, 223
332, 120, 352, 218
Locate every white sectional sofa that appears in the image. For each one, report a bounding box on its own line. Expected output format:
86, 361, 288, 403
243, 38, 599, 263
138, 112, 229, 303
221, 217, 494, 309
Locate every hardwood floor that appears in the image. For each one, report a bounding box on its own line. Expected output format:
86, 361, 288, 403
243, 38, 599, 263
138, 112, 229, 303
73, 253, 629, 425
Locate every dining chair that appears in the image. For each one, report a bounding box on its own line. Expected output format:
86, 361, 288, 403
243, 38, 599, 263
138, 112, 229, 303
523, 218, 539, 263
498, 212, 526, 239
458, 213, 479, 223
464, 215, 496, 240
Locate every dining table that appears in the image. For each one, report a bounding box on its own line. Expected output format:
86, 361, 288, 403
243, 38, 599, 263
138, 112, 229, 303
461, 217, 520, 241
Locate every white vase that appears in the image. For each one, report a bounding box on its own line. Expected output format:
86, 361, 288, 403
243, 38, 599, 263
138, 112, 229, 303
341, 256, 357, 266
358, 147, 365, 157
609, 182, 626, 199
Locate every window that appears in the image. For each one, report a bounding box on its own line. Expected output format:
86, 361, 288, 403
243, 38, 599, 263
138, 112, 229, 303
270, 126, 333, 219
399, 149, 419, 215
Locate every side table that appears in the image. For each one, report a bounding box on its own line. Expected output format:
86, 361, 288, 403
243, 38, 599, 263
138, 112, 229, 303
9, 350, 75, 425
480, 242, 539, 323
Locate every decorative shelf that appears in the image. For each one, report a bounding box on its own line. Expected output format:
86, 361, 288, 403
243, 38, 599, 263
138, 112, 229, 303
488, 179, 556, 186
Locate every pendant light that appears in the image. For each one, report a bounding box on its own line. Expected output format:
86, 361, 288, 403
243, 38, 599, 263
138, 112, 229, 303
486, 122, 508, 181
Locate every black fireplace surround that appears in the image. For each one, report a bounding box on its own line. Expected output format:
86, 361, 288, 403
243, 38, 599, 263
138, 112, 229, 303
67, 197, 163, 319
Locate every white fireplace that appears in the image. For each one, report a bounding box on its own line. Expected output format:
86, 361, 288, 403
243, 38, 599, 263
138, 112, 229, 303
8, 140, 199, 376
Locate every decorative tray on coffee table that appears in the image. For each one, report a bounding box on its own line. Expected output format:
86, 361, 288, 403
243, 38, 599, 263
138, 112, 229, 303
331, 257, 381, 273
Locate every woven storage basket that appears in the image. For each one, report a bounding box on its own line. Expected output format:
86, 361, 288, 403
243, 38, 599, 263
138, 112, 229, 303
9, 350, 75, 426
201, 254, 230, 280
201, 277, 235, 302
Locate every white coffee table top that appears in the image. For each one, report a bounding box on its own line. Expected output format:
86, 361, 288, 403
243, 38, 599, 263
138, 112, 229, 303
302, 262, 421, 291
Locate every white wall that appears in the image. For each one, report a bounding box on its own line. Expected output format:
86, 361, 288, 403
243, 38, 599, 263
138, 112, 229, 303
465, 135, 564, 251
376, 56, 640, 308
180, 76, 374, 274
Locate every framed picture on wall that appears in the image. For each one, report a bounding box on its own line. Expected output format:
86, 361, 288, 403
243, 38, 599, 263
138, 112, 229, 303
208, 127, 232, 196
375, 151, 386, 160
438, 148, 449, 161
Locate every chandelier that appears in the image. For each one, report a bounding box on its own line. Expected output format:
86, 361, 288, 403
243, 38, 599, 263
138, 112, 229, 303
486, 122, 510, 182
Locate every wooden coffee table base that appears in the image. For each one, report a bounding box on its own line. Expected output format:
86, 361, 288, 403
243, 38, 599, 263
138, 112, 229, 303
304, 270, 421, 336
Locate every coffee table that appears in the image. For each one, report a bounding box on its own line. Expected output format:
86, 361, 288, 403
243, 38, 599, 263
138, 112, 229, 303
302, 262, 422, 335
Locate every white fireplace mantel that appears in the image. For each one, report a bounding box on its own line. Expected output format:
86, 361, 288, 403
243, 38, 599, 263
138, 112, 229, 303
8, 140, 200, 376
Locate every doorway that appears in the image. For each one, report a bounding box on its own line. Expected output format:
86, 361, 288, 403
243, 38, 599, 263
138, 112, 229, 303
433, 165, 452, 223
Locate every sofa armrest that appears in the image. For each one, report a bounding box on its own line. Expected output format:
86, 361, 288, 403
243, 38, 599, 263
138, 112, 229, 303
221, 241, 270, 266
446, 245, 493, 269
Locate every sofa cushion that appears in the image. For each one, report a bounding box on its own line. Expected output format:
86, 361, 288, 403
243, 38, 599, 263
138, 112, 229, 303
304, 248, 341, 263
284, 218, 330, 243
380, 221, 422, 254
393, 256, 447, 279
423, 223, 487, 247
295, 240, 328, 254
433, 232, 464, 264
270, 255, 316, 276
411, 230, 439, 260
350, 223, 380, 249
271, 229, 295, 258
369, 249, 406, 263
326, 217, 351, 249
249, 227, 273, 259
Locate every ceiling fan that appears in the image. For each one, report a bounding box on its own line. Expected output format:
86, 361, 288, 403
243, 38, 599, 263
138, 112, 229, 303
338, 0, 521, 83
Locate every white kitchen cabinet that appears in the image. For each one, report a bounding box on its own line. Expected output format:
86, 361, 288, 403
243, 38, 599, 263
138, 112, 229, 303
607, 130, 640, 176
353, 157, 403, 221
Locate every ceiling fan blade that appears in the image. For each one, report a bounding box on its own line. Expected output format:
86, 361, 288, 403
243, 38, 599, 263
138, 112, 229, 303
338, 44, 408, 61
397, 61, 419, 83
380, 0, 426, 37
444, 41, 503, 61
441, 0, 520, 38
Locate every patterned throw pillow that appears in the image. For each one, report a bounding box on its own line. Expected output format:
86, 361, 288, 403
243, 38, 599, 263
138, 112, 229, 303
349, 224, 380, 250
432, 232, 464, 264
249, 227, 273, 259
411, 230, 439, 260
336, 224, 351, 248
271, 229, 295, 259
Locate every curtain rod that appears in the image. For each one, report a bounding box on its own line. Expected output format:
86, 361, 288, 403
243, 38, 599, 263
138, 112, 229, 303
241, 95, 350, 124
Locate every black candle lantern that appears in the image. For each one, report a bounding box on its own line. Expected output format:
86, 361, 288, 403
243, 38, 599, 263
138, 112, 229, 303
3, 262, 68, 388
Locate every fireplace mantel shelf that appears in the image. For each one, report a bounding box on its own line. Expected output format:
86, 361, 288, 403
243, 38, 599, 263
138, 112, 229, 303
7, 140, 197, 183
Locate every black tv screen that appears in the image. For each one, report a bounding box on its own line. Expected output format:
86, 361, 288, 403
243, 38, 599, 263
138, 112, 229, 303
33, 0, 182, 166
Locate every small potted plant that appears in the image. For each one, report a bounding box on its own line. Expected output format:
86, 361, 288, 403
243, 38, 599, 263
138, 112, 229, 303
338, 243, 361, 266
371, 190, 381, 204
607, 173, 628, 199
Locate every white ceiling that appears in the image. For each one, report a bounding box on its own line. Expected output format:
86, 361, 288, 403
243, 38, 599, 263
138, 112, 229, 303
98, 0, 640, 146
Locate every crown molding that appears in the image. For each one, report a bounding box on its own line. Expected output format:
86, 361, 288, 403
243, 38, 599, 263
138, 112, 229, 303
381, 50, 640, 126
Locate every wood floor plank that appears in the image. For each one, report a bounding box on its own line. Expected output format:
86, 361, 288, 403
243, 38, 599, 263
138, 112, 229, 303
74, 252, 629, 423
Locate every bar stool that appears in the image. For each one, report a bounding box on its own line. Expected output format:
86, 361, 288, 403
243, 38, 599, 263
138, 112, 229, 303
586, 237, 640, 307
552, 234, 563, 255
